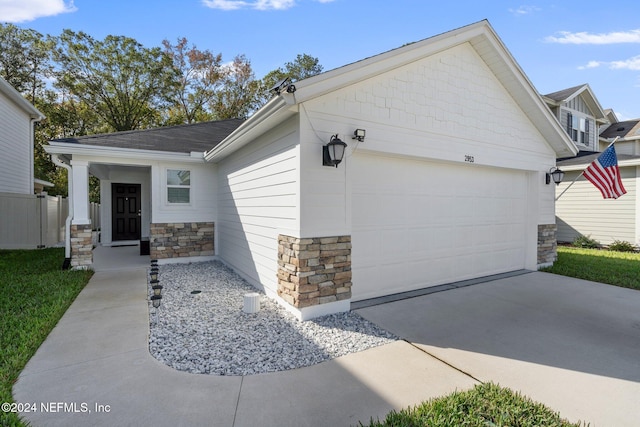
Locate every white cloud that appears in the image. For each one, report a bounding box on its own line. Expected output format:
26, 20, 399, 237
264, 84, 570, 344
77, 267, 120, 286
545, 29, 640, 44
0, 0, 76, 23
202, 0, 334, 10
578, 56, 640, 71
610, 55, 640, 71
508, 5, 540, 16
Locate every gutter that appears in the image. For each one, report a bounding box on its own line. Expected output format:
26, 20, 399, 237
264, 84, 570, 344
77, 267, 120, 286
51, 155, 73, 269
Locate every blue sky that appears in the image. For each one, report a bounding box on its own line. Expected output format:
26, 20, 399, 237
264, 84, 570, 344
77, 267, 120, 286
4, 0, 640, 120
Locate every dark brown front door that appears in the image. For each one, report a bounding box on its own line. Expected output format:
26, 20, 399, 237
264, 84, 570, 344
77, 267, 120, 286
112, 183, 141, 241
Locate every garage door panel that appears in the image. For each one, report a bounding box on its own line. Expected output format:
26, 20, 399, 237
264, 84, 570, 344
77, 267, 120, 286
352, 153, 529, 301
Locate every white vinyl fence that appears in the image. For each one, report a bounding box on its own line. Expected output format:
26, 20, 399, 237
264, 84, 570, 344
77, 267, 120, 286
0, 192, 100, 249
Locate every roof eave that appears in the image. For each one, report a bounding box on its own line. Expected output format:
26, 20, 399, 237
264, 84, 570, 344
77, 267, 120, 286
0, 77, 45, 120
45, 141, 205, 163
205, 96, 294, 162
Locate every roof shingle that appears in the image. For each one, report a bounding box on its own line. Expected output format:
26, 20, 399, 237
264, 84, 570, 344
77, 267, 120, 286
51, 119, 244, 154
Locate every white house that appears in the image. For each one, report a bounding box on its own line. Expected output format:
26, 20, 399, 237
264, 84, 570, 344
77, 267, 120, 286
556, 118, 640, 247
0, 76, 44, 194
45, 20, 577, 320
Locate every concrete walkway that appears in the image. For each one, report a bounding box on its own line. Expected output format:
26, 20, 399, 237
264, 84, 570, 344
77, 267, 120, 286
13, 248, 640, 426
13, 247, 476, 427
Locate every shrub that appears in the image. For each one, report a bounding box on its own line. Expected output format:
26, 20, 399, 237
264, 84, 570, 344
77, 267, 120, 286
608, 240, 637, 252
572, 235, 600, 249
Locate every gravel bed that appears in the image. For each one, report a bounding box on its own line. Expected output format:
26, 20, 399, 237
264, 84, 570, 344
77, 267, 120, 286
148, 261, 397, 376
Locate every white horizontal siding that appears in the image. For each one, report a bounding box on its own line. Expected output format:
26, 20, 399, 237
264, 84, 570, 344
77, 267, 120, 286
300, 41, 556, 236
556, 168, 637, 245
216, 118, 299, 295
0, 95, 32, 194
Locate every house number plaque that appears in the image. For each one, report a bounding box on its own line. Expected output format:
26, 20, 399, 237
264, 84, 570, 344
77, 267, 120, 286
464, 155, 475, 163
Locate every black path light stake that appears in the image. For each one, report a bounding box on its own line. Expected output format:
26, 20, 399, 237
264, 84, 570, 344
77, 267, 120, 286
149, 268, 159, 282
152, 284, 163, 297
151, 294, 162, 309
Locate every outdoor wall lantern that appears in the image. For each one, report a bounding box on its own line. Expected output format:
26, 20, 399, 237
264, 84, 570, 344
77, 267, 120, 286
323, 134, 347, 167
151, 295, 162, 309
546, 167, 565, 185
352, 129, 366, 142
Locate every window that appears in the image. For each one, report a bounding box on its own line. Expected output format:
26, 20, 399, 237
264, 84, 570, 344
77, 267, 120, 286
167, 169, 190, 204
565, 112, 591, 146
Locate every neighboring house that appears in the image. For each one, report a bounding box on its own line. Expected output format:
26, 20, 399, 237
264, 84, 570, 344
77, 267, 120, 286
542, 84, 608, 154
45, 20, 576, 320
0, 76, 45, 194
555, 117, 640, 246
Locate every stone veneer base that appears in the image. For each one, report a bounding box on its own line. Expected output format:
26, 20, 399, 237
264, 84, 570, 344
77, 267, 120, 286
537, 224, 557, 267
150, 222, 214, 260
70, 224, 93, 268
277, 234, 352, 310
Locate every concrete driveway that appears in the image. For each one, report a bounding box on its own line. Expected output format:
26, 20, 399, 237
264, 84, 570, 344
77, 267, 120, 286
355, 271, 640, 427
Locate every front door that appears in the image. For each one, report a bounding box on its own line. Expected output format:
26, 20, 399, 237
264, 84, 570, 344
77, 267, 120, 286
112, 183, 141, 241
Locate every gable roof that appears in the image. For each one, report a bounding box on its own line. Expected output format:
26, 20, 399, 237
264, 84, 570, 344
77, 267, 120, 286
51, 119, 244, 154
543, 84, 587, 103
206, 20, 577, 161
542, 83, 607, 123
0, 75, 44, 120
600, 119, 640, 140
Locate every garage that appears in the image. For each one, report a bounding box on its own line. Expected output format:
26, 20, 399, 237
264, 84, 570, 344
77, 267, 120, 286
351, 151, 530, 301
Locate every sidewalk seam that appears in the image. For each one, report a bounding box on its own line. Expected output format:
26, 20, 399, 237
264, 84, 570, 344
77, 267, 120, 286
232, 376, 244, 426
405, 339, 483, 383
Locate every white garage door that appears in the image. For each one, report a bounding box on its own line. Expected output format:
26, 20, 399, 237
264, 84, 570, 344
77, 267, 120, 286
351, 152, 529, 301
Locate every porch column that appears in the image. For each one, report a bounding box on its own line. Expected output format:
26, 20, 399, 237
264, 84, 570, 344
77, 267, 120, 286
70, 159, 92, 268
71, 159, 91, 226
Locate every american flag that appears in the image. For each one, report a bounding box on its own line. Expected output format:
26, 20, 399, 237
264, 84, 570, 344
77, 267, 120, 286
583, 145, 626, 199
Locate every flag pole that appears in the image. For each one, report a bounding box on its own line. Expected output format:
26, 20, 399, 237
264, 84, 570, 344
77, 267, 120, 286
554, 136, 620, 202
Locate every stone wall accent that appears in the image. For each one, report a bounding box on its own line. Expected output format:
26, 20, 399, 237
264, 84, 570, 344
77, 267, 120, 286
70, 224, 93, 268
150, 222, 214, 260
538, 224, 557, 266
277, 235, 352, 309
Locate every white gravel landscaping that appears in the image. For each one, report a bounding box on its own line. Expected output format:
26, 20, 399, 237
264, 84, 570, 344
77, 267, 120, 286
148, 261, 397, 376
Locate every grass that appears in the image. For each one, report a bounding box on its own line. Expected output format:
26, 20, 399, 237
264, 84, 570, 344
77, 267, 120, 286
361, 382, 583, 427
541, 246, 640, 291
0, 248, 93, 427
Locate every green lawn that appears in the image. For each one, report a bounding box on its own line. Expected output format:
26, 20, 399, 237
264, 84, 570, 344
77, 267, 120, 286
362, 383, 583, 427
0, 248, 93, 427
541, 246, 640, 291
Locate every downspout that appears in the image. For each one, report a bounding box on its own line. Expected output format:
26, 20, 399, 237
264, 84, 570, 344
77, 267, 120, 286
52, 154, 73, 269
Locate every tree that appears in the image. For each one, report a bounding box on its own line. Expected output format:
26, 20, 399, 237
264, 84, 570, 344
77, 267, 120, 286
210, 54, 261, 120
53, 30, 178, 132
258, 53, 323, 107
162, 37, 224, 124
0, 23, 54, 104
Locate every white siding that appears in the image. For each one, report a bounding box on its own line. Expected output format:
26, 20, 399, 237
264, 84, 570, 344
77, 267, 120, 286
299, 42, 556, 237
556, 168, 637, 245
0, 94, 32, 194
151, 161, 216, 224
216, 118, 300, 295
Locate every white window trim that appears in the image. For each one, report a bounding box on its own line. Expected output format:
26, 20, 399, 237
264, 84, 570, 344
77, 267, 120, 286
166, 168, 192, 205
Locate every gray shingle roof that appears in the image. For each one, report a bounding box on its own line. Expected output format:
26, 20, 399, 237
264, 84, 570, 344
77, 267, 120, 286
543, 84, 586, 102
51, 119, 244, 154
600, 120, 640, 139
557, 151, 640, 167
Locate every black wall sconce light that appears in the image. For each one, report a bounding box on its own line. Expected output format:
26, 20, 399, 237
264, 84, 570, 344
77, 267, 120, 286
323, 134, 347, 167
352, 129, 366, 142
546, 167, 565, 185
